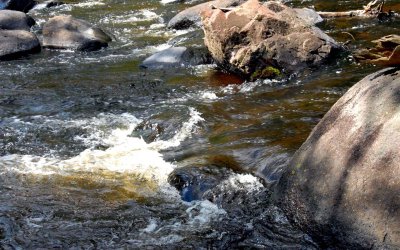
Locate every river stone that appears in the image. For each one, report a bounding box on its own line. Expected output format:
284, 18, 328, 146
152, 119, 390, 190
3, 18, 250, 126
167, 0, 246, 30
140, 46, 212, 69
42, 15, 112, 51
0, 10, 35, 31
201, 0, 341, 79
0, 0, 37, 12
276, 68, 400, 249
0, 29, 40, 59
354, 35, 400, 66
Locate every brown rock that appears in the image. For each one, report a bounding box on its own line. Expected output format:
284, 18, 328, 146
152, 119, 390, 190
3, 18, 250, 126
355, 35, 400, 66
276, 68, 400, 249
167, 0, 246, 30
201, 0, 341, 79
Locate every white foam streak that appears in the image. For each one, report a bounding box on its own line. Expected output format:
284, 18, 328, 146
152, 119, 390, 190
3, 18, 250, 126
0, 108, 205, 194
150, 107, 204, 150
185, 200, 226, 226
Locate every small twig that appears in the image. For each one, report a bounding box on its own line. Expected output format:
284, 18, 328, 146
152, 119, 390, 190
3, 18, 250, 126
318, 0, 387, 18
342, 32, 356, 41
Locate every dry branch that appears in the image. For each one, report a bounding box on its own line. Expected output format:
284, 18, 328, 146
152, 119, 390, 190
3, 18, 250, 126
317, 0, 387, 18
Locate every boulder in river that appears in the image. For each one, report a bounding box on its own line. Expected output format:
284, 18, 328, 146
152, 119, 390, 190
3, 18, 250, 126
0, 9, 35, 31
140, 46, 212, 69
0, 0, 37, 13
201, 0, 342, 79
167, 0, 246, 30
0, 29, 40, 59
42, 15, 112, 51
276, 68, 400, 249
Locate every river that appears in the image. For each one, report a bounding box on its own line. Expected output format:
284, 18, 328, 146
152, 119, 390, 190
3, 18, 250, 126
0, 0, 398, 248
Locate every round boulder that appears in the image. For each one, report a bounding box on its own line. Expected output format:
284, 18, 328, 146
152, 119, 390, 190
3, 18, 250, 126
276, 68, 400, 249
0, 9, 35, 31
140, 46, 212, 69
42, 15, 112, 51
0, 29, 40, 59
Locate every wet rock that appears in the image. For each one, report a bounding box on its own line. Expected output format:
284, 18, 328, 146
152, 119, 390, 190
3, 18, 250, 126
42, 15, 112, 51
168, 155, 242, 201
167, 0, 246, 30
0, 29, 40, 59
0, 0, 37, 13
276, 68, 400, 249
45, 1, 64, 8
201, 0, 342, 79
168, 165, 233, 202
354, 34, 400, 66
0, 10, 35, 31
140, 46, 212, 69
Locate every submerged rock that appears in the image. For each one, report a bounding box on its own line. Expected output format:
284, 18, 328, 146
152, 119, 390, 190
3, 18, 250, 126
140, 46, 212, 69
201, 0, 341, 79
167, 0, 246, 30
0, 29, 40, 59
0, 0, 37, 13
276, 68, 400, 249
168, 165, 233, 202
42, 16, 112, 51
0, 9, 35, 31
354, 34, 400, 66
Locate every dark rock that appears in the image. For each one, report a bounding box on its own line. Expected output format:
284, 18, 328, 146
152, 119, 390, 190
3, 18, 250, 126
0, 0, 37, 13
168, 164, 233, 202
167, 0, 246, 30
0, 10, 35, 31
201, 0, 342, 80
45, 1, 64, 8
276, 68, 400, 249
140, 46, 212, 69
168, 154, 245, 202
0, 29, 40, 59
42, 15, 112, 51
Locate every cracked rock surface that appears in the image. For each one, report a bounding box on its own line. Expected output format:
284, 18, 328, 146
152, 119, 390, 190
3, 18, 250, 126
201, 0, 342, 79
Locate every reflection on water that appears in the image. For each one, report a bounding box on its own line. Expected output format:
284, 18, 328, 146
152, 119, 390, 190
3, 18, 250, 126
0, 0, 398, 247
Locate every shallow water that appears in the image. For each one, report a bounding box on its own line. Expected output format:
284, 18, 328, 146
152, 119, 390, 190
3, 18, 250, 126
0, 0, 399, 248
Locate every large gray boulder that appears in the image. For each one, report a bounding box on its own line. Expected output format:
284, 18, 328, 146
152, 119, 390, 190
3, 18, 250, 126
0, 0, 37, 13
201, 0, 341, 79
276, 67, 400, 249
0, 9, 35, 31
42, 16, 112, 51
167, 0, 246, 30
0, 29, 40, 59
0, 9, 40, 59
140, 46, 212, 69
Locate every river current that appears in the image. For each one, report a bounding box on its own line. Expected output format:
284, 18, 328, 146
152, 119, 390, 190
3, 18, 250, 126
0, 0, 398, 248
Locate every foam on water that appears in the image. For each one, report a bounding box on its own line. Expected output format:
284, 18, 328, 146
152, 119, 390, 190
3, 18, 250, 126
74, 0, 105, 8
101, 9, 162, 24
0, 108, 205, 199
150, 107, 204, 149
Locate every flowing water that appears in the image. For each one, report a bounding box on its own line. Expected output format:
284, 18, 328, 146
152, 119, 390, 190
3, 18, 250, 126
0, 0, 398, 248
